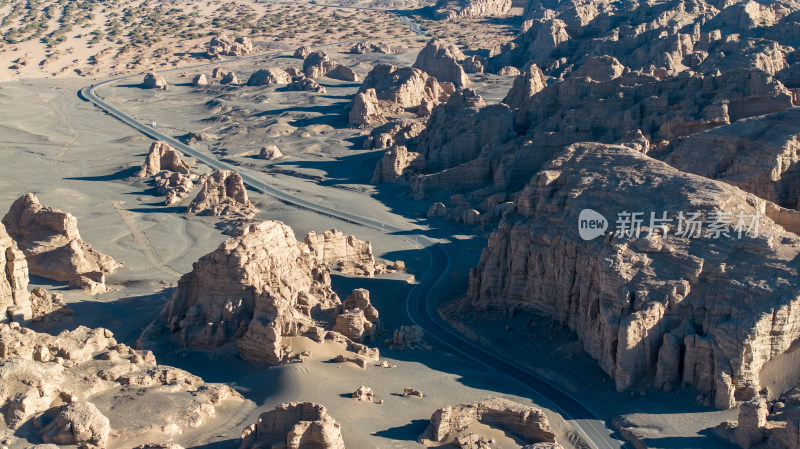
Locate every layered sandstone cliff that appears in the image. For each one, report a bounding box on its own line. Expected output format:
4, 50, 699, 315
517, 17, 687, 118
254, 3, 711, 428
0, 221, 31, 322
2, 194, 120, 294
138, 141, 191, 178
304, 229, 384, 277
467, 143, 800, 409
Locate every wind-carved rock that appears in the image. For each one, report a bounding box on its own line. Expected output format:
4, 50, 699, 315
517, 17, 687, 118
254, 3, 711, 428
188, 170, 258, 218
138, 141, 199, 206
415, 89, 513, 172
40, 401, 110, 447
259, 145, 283, 160
293, 46, 311, 59
467, 143, 800, 409
240, 402, 345, 449
138, 141, 191, 178
303, 51, 358, 81
371, 145, 425, 184
413, 39, 470, 88
433, 0, 512, 20
206, 35, 253, 58
420, 398, 558, 446
140, 221, 379, 365
408, 67, 795, 203
143, 72, 167, 90
0, 323, 243, 434
363, 120, 426, 150
2, 194, 120, 294
408, 90, 514, 198
348, 64, 452, 126
287, 77, 327, 93
347, 42, 393, 54
247, 68, 293, 86
502, 65, 547, 110
0, 221, 31, 322
304, 230, 385, 277
192, 74, 210, 86
333, 289, 379, 342
220, 71, 239, 85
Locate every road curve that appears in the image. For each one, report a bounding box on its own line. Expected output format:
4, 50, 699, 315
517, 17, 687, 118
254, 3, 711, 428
78, 12, 627, 449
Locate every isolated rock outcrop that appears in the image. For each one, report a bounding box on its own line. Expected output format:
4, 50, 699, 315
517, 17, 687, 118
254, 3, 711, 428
304, 230, 383, 276
140, 221, 377, 365
333, 289, 379, 342
352, 386, 373, 402
259, 145, 283, 160
0, 323, 242, 434
220, 71, 239, 85
192, 74, 209, 86
467, 143, 800, 408
413, 39, 470, 88
138, 141, 191, 178
421, 398, 557, 446
0, 221, 32, 322
187, 170, 258, 218
347, 42, 393, 54
427, 202, 447, 218
303, 51, 358, 81
371, 145, 425, 184
247, 68, 293, 86
433, 0, 512, 20
240, 402, 345, 449
293, 46, 311, 59
142, 72, 167, 90
206, 35, 253, 58
348, 64, 452, 126
287, 77, 327, 93
40, 401, 110, 447
2, 194, 120, 294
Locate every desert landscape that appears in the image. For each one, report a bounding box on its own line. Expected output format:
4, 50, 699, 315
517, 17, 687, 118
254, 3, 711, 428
1, 0, 800, 448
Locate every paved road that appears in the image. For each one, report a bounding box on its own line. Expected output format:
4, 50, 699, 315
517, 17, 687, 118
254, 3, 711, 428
77, 10, 627, 449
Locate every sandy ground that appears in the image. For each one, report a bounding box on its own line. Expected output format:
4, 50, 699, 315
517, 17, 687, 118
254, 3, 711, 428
0, 0, 417, 82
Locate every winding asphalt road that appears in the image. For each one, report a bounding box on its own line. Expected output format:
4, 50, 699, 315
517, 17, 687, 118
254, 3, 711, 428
77, 6, 628, 449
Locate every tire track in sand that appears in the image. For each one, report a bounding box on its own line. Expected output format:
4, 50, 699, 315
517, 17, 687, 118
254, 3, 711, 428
112, 200, 181, 278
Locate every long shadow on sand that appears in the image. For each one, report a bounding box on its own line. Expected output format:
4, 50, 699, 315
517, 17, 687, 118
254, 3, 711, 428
64, 165, 140, 181
373, 419, 429, 441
